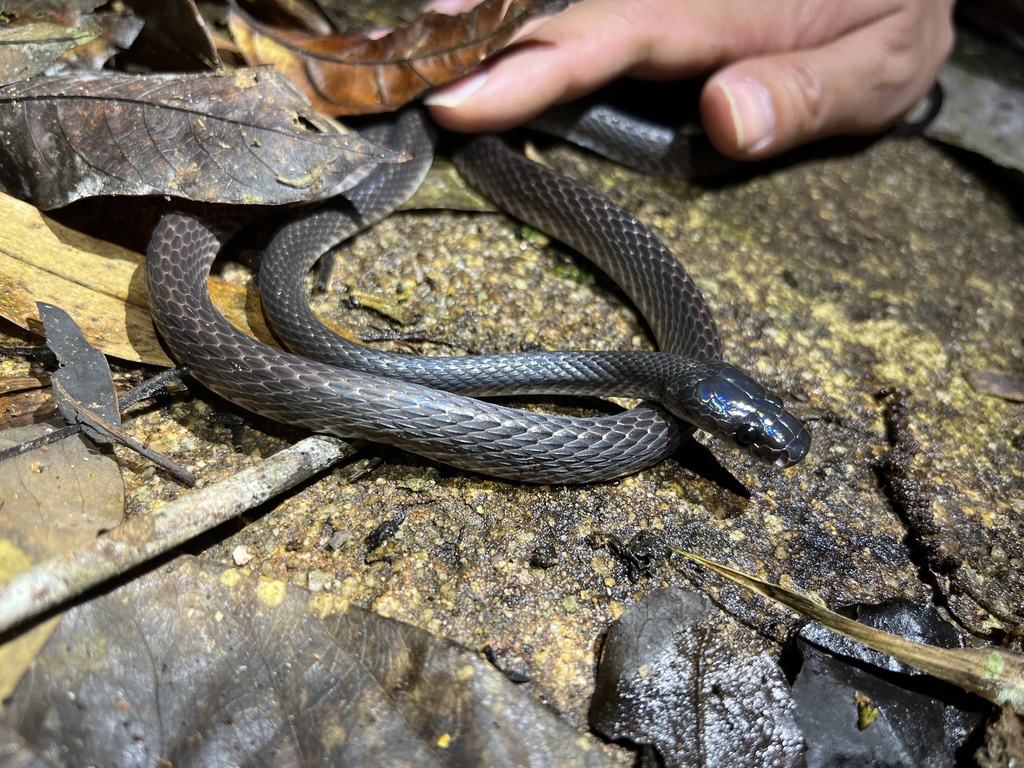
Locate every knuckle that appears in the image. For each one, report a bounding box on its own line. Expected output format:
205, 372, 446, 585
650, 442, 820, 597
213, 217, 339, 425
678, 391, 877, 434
785, 59, 830, 132
614, 0, 665, 61
873, 51, 917, 94
877, 2, 954, 86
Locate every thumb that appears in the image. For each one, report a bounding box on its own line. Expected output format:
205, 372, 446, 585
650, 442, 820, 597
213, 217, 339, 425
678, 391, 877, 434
700, 18, 952, 159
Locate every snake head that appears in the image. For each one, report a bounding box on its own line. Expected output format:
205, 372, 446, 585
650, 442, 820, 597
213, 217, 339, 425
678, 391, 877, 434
665, 363, 810, 468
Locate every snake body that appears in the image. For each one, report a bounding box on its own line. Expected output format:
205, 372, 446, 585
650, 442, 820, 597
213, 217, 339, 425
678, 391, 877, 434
146, 108, 810, 482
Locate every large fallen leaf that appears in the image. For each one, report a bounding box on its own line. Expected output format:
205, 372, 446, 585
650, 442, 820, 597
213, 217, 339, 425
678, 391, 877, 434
792, 600, 982, 768
589, 587, 804, 767
0, 556, 616, 767
228, 0, 568, 115
0, 67, 399, 209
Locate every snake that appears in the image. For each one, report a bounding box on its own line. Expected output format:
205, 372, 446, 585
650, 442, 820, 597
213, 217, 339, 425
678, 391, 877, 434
145, 107, 810, 483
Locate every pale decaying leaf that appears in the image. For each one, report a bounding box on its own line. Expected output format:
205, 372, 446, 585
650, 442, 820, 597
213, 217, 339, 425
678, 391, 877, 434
0, 22, 100, 83
0, 191, 268, 366
0, 425, 124, 701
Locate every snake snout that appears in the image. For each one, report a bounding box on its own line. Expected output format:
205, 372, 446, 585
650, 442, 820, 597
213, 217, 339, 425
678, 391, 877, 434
757, 411, 811, 468
671, 364, 810, 467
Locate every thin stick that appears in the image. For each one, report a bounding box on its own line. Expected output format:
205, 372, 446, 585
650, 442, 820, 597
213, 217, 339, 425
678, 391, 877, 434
0, 435, 359, 634
52, 376, 198, 486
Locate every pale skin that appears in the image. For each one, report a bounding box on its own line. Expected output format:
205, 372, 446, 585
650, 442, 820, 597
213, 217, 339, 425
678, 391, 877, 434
424, 0, 957, 160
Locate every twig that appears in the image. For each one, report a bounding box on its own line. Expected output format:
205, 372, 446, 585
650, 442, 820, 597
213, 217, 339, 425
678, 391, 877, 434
52, 376, 198, 486
671, 546, 1024, 716
0, 366, 192, 466
0, 435, 360, 635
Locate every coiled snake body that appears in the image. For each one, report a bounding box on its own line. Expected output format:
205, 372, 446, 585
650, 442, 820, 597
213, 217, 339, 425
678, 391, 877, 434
146, 108, 810, 483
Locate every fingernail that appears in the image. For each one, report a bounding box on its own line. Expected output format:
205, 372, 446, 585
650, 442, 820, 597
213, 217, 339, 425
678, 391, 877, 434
423, 0, 474, 12
423, 69, 488, 108
717, 76, 776, 153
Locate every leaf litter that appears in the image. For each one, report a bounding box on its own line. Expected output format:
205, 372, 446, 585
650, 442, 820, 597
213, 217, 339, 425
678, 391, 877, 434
0, 0, 1021, 764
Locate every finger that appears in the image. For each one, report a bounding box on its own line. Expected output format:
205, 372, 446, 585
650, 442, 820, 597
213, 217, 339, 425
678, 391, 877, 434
425, 0, 899, 131
426, 0, 654, 131
700, 5, 955, 158
422, 0, 480, 12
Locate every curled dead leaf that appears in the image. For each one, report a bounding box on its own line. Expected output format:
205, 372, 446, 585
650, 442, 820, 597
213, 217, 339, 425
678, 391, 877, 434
228, 0, 568, 115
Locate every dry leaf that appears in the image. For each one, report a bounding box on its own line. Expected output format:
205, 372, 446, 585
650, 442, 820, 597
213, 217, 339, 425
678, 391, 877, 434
1, 556, 617, 767
0, 0, 142, 80
0, 67, 399, 209
228, 0, 568, 114
0, 191, 270, 366
0, 424, 125, 701
0, 22, 100, 82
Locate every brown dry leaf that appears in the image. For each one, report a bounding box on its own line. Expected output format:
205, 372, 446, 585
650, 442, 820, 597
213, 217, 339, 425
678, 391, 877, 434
228, 0, 568, 115
0, 68, 398, 209
0, 191, 270, 366
0, 386, 54, 430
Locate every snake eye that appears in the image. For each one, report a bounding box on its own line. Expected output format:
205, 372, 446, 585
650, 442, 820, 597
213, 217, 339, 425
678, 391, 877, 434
734, 421, 760, 448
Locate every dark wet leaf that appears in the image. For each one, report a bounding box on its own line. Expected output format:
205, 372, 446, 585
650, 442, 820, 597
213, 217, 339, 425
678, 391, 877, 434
0, 67, 400, 209
29, 302, 194, 482
228, 0, 568, 115
0, 556, 616, 767
672, 546, 1024, 714
589, 587, 804, 768
792, 599, 985, 768
37, 301, 119, 443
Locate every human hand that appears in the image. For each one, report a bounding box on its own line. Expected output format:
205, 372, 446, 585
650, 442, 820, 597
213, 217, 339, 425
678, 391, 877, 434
424, 0, 955, 160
